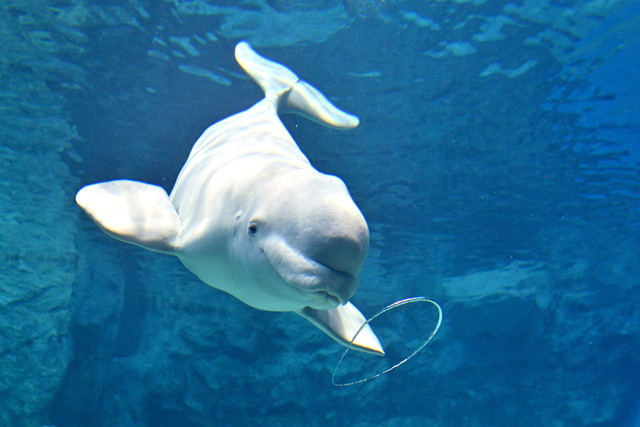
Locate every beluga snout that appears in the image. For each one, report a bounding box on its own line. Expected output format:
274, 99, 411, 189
296, 191, 369, 304
306, 207, 369, 280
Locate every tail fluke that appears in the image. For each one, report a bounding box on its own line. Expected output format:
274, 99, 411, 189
235, 42, 359, 129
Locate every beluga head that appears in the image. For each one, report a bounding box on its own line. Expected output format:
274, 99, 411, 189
232, 170, 369, 312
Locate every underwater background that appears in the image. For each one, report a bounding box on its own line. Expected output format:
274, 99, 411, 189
1, 0, 639, 426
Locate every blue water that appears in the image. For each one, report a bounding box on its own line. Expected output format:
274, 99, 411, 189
1, 1, 638, 426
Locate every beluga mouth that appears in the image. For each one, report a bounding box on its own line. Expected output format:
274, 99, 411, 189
311, 290, 342, 306
261, 236, 357, 306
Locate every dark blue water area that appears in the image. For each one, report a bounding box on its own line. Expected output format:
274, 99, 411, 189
1, 1, 640, 426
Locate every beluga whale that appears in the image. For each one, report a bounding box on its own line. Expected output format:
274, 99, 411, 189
76, 42, 384, 355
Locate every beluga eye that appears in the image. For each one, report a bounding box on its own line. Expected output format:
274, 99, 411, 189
248, 219, 260, 236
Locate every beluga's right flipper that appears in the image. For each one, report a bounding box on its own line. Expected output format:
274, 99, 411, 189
299, 303, 385, 356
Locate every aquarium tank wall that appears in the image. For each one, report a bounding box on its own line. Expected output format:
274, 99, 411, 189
0, 0, 638, 426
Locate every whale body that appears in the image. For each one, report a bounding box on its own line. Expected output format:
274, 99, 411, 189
76, 42, 384, 355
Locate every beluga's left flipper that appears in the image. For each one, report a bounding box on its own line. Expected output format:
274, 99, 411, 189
76, 41, 383, 356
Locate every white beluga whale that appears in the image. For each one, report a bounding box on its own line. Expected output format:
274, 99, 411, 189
76, 42, 384, 355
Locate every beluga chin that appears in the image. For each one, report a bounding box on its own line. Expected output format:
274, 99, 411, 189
76, 42, 384, 356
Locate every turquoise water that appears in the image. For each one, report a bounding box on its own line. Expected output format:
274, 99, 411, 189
1, 1, 638, 426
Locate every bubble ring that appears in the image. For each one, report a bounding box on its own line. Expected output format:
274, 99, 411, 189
332, 297, 443, 387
